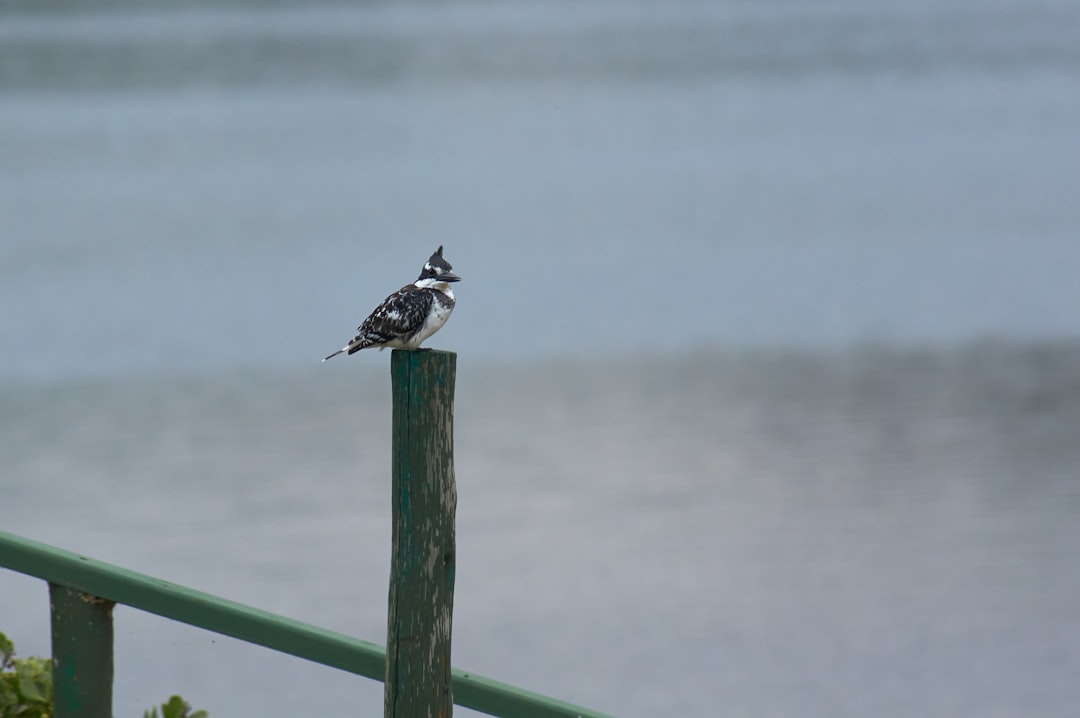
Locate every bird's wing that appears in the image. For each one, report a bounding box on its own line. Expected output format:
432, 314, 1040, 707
357, 286, 434, 339
325, 286, 436, 360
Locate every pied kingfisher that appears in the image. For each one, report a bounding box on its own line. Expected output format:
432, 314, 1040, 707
323, 246, 461, 361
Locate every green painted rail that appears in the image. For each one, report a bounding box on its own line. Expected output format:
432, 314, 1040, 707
0, 530, 610, 718
1, 351, 612, 718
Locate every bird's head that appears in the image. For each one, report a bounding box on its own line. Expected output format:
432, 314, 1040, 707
416, 245, 461, 284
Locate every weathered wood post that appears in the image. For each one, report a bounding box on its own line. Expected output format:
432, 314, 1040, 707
385, 349, 457, 718
49, 583, 115, 718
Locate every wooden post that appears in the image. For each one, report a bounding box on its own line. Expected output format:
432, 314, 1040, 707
49, 583, 115, 718
385, 350, 457, 718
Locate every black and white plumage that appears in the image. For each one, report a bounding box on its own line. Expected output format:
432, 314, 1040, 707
323, 246, 460, 361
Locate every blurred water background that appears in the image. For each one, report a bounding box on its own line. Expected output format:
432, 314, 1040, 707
2, 1, 1080, 716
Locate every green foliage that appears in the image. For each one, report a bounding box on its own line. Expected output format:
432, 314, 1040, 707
0, 631, 53, 718
143, 695, 208, 718
1, 631, 208, 718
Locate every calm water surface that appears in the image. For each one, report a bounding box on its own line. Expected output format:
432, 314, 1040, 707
1, 0, 1078, 380
2, 1, 1080, 716
4, 344, 1080, 716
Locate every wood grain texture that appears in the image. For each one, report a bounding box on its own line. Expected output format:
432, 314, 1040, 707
386, 349, 457, 718
50, 583, 115, 718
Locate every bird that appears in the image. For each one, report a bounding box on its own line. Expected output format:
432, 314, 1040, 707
323, 246, 460, 361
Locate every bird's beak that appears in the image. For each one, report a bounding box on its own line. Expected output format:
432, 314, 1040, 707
441, 272, 461, 282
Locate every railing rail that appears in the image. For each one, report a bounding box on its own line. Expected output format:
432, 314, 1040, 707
0, 529, 610, 718
2, 351, 611, 718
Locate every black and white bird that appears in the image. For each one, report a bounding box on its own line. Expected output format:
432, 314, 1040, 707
323, 246, 460, 361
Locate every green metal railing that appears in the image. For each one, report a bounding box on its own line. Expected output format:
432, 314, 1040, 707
0, 530, 606, 718
1, 351, 612, 718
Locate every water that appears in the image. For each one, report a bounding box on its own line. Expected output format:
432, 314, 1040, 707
2, 0, 1079, 380
2, 1, 1080, 716
3, 345, 1080, 716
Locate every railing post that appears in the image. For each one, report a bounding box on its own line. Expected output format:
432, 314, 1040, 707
49, 582, 115, 718
386, 349, 457, 718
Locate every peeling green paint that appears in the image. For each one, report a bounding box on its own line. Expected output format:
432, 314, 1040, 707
386, 350, 457, 717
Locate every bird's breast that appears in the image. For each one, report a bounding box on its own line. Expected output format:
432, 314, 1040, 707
401, 292, 454, 349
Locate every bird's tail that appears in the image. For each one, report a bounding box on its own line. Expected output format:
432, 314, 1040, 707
324, 333, 373, 361
323, 347, 347, 362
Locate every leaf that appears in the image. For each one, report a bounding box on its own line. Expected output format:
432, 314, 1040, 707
190, 711, 209, 718
0, 685, 17, 710
0, 632, 14, 668
162, 694, 189, 718
17, 675, 47, 702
